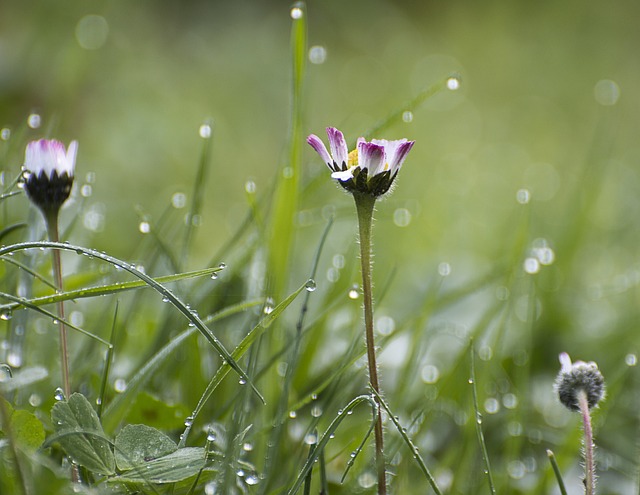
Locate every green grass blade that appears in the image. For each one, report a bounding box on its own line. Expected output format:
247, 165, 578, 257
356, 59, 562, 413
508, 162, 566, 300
0, 241, 261, 402
181, 118, 214, 267
101, 299, 261, 432
371, 389, 442, 494
266, 1, 306, 299
546, 449, 568, 495
178, 282, 307, 447
287, 394, 378, 495
470, 343, 497, 495
0, 266, 223, 313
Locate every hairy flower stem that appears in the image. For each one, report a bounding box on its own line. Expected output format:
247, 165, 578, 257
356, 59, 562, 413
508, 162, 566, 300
578, 390, 595, 495
354, 192, 386, 495
44, 211, 71, 400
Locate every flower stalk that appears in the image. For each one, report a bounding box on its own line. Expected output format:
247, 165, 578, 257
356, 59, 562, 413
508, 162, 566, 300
307, 127, 414, 495
23, 139, 78, 400
555, 352, 605, 495
354, 191, 386, 494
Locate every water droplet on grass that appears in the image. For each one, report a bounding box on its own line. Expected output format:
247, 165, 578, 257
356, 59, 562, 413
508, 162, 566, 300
348, 285, 359, 299
54, 387, 65, 401
172, 192, 187, 208
311, 405, 322, 417
402, 111, 413, 123
523, 257, 540, 274
421, 364, 439, 384
29, 393, 42, 407
245, 473, 260, 485
27, 114, 41, 129
304, 432, 317, 445
290, 4, 303, 19
245, 180, 257, 194
263, 298, 275, 314
308, 45, 327, 64
305, 279, 316, 292
626, 354, 637, 366
393, 208, 412, 227
446, 76, 461, 91
0, 310, 12, 321
114, 378, 127, 392
80, 184, 92, 197
516, 188, 531, 204
289, 410, 297, 419
438, 262, 451, 277
210, 272, 218, 280
185, 416, 194, 427
138, 221, 150, 234
0, 128, 10, 140
199, 123, 212, 138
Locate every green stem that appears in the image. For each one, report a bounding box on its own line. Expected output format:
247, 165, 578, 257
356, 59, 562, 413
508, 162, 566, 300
44, 211, 71, 400
354, 192, 386, 495
578, 390, 596, 495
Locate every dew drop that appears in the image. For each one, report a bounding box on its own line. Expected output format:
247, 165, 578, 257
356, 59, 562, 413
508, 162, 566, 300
332, 254, 345, 269
162, 296, 170, 303
199, 123, 212, 139
446, 76, 461, 91
289, 410, 297, 419
438, 262, 451, 277
484, 397, 500, 414
138, 221, 150, 234
113, 378, 127, 393
594, 79, 620, 106
206, 430, 216, 441
28, 393, 42, 407
184, 416, 194, 427
304, 432, 317, 445
245, 474, 260, 485
218, 262, 226, 269
376, 315, 395, 336
420, 364, 440, 384
502, 393, 518, 409
308, 45, 327, 64
348, 285, 360, 299
393, 208, 412, 227
263, 297, 275, 314
358, 471, 376, 489
172, 192, 187, 208
516, 188, 531, 204
523, 257, 540, 274
625, 353, 637, 366
6, 352, 21, 367
210, 272, 218, 280
310, 405, 322, 417
0, 128, 10, 141
402, 111, 413, 123
290, 4, 303, 19
27, 113, 41, 129
80, 184, 92, 197
238, 378, 247, 385
245, 180, 257, 194
204, 481, 216, 495
54, 387, 65, 401
305, 279, 316, 292
242, 442, 253, 452
0, 310, 12, 321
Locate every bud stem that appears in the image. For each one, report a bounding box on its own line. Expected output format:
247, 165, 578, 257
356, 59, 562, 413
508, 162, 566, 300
578, 389, 595, 495
354, 192, 386, 495
44, 210, 71, 401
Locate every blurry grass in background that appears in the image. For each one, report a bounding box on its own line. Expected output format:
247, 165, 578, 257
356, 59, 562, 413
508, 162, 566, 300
1, 0, 640, 493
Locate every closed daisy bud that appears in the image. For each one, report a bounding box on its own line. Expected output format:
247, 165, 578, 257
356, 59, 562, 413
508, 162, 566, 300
555, 352, 605, 412
23, 139, 78, 214
307, 127, 414, 197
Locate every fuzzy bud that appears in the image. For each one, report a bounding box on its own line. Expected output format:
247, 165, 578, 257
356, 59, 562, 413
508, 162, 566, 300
555, 352, 605, 412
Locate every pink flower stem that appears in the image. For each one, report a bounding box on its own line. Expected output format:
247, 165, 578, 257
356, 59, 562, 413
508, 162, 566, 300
578, 390, 595, 495
45, 211, 71, 401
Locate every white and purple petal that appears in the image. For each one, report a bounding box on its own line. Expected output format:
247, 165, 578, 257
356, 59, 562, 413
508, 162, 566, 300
307, 134, 333, 170
326, 127, 349, 169
357, 141, 385, 176
331, 168, 356, 181
386, 140, 414, 175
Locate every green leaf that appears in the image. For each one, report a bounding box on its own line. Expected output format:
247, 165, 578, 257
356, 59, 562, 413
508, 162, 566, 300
112, 447, 206, 483
49, 393, 115, 475
115, 424, 177, 471
10, 409, 46, 453
0, 397, 45, 452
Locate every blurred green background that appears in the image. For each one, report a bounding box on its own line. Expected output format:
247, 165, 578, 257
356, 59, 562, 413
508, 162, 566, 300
2, 0, 640, 493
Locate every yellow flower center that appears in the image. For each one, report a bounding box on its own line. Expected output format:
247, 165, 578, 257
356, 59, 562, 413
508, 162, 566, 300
347, 149, 358, 167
